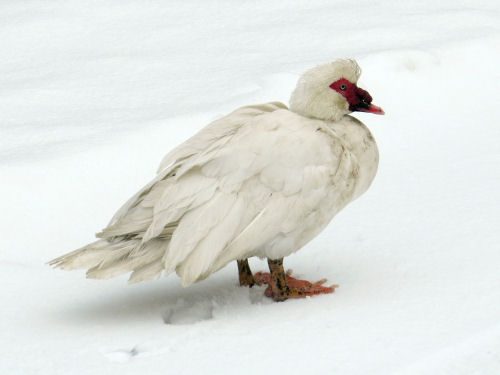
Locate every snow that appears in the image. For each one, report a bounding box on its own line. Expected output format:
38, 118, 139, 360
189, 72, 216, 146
1, 1, 500, 374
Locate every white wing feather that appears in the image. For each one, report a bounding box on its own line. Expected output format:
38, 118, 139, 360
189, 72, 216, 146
50, 101, 359, 286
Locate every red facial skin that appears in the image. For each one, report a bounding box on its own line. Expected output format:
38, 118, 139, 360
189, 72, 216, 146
329, 78, 384, 115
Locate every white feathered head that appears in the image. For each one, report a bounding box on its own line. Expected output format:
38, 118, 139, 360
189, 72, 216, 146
289, 59, 384, 122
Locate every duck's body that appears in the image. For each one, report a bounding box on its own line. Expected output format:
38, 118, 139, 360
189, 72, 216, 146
50, 59, 383, 301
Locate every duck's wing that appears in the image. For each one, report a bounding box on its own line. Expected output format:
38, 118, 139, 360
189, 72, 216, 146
51, 102, 357, 285
51, 102, 288, 281
158, 110, 357, 286
105, 102, 287, 231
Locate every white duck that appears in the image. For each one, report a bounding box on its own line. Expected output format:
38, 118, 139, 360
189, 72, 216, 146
50, 59, 383, 301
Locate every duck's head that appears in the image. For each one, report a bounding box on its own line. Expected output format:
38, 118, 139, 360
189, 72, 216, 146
289, 59, 384, 122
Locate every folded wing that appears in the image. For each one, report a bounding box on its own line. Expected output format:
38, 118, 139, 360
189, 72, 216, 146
50, 102, 358, 286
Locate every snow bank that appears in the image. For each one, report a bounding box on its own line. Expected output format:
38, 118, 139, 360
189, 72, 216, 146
1, 1, 499, 374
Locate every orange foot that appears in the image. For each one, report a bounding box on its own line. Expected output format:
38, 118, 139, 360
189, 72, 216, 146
253, 270, 337, 301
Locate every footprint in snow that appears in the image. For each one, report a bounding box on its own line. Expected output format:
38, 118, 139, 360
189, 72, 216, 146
161, 298, 214, 325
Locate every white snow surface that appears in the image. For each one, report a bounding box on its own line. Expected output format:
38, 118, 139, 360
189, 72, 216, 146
1, 1, 500, 374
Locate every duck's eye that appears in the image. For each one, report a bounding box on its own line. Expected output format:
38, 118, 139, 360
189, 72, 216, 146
339, 84, 347, 91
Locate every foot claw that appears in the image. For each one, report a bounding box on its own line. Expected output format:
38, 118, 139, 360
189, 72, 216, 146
312, 278, 328, 286
255, 271, 336, 301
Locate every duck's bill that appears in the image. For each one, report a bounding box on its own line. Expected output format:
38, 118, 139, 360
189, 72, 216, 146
356, 103, 385, 115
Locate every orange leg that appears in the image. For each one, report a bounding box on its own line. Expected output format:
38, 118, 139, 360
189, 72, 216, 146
254, 258, 336, 302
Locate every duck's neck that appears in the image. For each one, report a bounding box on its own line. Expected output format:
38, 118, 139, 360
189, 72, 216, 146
329, 115, 379, 199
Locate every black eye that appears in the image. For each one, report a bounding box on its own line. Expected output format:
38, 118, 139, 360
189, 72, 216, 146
339, 84, 347, 91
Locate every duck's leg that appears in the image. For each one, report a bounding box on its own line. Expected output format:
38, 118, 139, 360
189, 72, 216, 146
237, 259, 272, 287
237, 259, 256, 287
259, 258, 336, 302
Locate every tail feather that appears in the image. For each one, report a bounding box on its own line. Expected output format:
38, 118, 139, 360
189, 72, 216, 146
48, 240, 112, 270
128, 261, 164, 284
86, 239, 167, 279
48, 238, 168, 281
